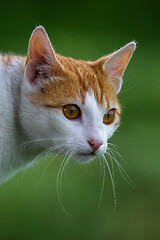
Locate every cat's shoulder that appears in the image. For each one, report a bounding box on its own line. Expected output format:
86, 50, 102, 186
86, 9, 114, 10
0, 54, 25, 65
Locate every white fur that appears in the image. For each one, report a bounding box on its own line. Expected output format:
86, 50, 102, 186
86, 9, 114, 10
0, 56, 119, 183
0, 56, 26, 182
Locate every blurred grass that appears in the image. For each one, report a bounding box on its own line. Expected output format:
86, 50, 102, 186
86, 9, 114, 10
0, 0, 160, 239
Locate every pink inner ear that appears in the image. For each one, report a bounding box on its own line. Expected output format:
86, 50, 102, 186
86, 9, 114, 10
26, 59, 40, 84
30, 36, 52, 63
28, 27, 58, 68
110, 64, 119, 73
109, 53, 132, 78
32, 41, 45, 59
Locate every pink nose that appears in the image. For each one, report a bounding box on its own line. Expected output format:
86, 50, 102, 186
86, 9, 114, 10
88, 139, 103, 152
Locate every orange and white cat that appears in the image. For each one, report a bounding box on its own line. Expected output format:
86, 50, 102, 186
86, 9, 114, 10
0, 26, 136, 183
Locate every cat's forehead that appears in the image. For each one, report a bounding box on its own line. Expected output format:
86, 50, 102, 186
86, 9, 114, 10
28, 55, 119, 109
81, 91, 118, 122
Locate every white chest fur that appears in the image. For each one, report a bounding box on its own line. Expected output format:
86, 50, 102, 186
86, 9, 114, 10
0, 56, 28, 182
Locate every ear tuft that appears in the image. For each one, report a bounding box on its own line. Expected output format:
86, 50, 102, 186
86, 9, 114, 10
103, 42, 136, 93
25, 26, 63, 84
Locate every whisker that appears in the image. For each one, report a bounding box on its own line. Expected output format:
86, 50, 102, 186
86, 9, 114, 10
15, 138, 51, 150
35, 149, 65, 191
99, 158, 103, 175
27, 145, 63, 169
21, 147, 54, 180
107, 148, 124, 169
106, 149, 135, 187
56, 151, 71, 217
21, 144, 66, 180
15, 136, 67, 153
110, 157, 115, 181
98, 157, 105, 208
117, 165, 135, 187
107, 143, 122, 159
11, 137, 66, 164
102, 155, 116, 212
59, 151, 73, 196
119, 82, 143, 96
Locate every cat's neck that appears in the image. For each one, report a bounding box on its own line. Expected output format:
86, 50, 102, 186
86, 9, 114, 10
0, 55, 35, 182
0, 54, 26, 76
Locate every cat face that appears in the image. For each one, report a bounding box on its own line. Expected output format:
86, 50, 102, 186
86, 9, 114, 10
20, 26, 135, 162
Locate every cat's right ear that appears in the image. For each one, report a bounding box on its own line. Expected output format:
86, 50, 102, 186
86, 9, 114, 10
25, 26, 63, 84
103, 42, 136, 93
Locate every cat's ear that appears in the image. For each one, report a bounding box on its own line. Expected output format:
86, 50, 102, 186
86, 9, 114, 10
25, 26, 63, 84
103, 42, 136, 93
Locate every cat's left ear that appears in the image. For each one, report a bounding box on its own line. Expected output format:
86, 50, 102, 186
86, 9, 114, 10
103, 42, 136, 93
25, 26, 63, 84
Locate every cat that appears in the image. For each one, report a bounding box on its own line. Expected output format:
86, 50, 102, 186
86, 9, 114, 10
0, 26, 136, 184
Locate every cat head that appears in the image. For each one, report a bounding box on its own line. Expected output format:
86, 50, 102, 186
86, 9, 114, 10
21, 26, 136, 162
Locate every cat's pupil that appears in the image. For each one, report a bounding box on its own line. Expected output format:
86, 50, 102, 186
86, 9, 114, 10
70, 106, 75, 114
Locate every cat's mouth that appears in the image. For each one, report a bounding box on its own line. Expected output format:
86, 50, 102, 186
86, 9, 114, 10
74, 149, 105, 161
73, 152, 96, 162
78, 152, 95, 157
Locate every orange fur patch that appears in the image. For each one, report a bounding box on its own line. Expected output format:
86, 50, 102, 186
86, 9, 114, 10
28, 53, 121, 114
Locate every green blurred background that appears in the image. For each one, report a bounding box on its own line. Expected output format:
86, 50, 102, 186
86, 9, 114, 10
0, 0, 160, 239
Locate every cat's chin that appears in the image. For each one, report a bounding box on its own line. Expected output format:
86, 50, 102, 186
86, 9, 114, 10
73, 152, 97, 162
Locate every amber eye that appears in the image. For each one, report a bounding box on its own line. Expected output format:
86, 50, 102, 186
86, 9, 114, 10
103, 109, 115, 125
63, 104, 81, 119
